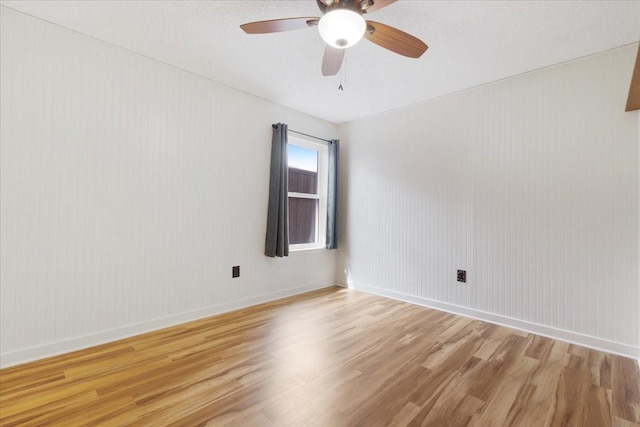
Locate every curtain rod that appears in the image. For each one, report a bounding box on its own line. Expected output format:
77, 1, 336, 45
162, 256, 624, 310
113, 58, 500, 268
272, 124, 332, 143
290, 129, 332, 143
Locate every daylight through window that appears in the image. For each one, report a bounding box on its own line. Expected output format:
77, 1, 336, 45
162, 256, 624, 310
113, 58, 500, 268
287, 136, 328, 250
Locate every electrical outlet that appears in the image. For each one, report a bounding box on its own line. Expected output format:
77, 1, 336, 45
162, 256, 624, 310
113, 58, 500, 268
232, 266, 240, 278
457, 270, 466, 283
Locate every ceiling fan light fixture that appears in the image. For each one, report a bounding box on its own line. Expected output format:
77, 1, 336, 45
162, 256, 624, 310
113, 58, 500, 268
318, 9, 366, 49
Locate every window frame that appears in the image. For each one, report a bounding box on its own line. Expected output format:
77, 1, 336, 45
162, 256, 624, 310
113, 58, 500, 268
287, 134, 328, 251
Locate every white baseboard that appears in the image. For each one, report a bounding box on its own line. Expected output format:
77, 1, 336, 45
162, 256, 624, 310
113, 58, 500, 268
0, 283, 333, 369
342, 282, 640, 360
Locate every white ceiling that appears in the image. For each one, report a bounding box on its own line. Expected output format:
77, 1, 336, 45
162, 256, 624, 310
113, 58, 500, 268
2, 1, 640, 124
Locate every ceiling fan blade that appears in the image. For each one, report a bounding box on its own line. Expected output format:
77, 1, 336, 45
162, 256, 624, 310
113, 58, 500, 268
364, 0, 398, 13
322, 46, 344, 76
240, 17, 319, 34
364, 21, 428, 58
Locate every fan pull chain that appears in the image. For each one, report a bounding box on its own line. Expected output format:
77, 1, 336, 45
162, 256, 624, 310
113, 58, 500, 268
339, 55, 347, 91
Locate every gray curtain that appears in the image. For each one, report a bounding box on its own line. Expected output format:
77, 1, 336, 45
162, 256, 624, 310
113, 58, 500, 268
326, 139, 339, 249
265, 123, 289, 257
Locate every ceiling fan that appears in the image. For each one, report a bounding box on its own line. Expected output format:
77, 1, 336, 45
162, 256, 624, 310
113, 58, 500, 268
240, 0, 428, 76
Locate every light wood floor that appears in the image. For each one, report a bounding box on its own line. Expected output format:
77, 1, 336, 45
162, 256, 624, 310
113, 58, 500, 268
1, 286, 639, 426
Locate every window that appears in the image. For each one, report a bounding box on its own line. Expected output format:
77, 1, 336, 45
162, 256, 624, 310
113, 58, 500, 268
287, 135, 328, 251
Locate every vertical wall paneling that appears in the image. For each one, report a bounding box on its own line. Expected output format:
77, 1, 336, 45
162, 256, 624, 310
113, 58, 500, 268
0, 7, 338, 367
338, 44, 640, 358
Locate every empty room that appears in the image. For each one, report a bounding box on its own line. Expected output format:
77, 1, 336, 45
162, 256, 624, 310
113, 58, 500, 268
1, 0, 640, 425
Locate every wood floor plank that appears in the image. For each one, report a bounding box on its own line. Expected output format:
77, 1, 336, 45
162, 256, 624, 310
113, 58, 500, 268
612, 355, 640, 423
475, 355, 540, 426
1, 286, 638, 426
613, 416, 640, 427
582, 383, 613, 427
511, 339, 569, 426
409, 356, 485, 426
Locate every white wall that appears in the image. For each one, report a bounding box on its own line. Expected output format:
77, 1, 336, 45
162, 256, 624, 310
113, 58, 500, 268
338, 44, 640, 358
0, 7, 338, 367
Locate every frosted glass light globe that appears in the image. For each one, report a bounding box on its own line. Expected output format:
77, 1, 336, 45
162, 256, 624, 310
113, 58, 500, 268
318, 9, 366, 49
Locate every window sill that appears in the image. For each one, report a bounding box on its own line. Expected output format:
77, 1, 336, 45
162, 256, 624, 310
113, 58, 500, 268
289, 245, 326, 254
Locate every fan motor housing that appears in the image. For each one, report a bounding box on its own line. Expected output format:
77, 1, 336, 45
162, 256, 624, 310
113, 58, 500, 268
316, 0, 367, 14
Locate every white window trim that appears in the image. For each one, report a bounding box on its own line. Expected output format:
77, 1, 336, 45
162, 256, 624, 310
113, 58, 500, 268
288, 134, 328, 252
